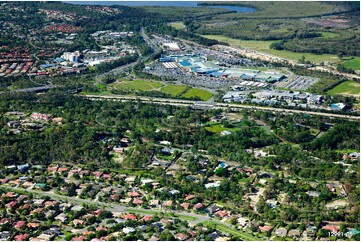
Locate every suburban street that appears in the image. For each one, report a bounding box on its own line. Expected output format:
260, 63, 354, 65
0, 185, 260, 241
83, 94, 360, 120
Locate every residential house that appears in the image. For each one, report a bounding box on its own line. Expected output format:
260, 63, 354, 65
47, 166, 58, 173
14, 233, 29, 241
180, 202, 190, 210
160, 218, 173, 225
73, 219, 85, 227
6, 201, 18, 211
322, 225, 339, 233
30, 207, 44, 215
163, 200, 173, 208
27, 222, 40, 229
79, 170, 90, 177
174, 233, 188, 241
193, 203, 203, 210
132, 198, 143, 205
13, 221, 26, 230
55, 213, 67, 223
150, 200, 159, 208
122, 214, 137, 220
187, 230, 197, 237
127, 191, 140, 197
259, 225, 273, 233
288, 229, 301, 238
120, 198, 132, 204
72, 236, 87, 241
275, 227, 287, 237
214, 210, 229, 218
237, 217, 249, 227
139, 215, 152, 223
123, 227, 135, 234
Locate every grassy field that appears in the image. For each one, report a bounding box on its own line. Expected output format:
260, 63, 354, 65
168, 21, 186, 29
205, 124, 244, 133
114, 80, 163, 91
160, 85, 188, 96
326, 81, 360, 96
201, 35, 340, 63
341, 57, 360, 71
317, 31, 340, 39
110, 81, 213, 101
205, 124, 228, 133
182, 88, 213, 101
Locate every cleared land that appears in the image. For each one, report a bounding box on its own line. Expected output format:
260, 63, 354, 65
341, 57, 360, 71
202, 34, 340, 63
326, 81, 360, 96
114, 80, 163, 91
168, 21, 186, 29
182, 88, 213, 101
160, 85, 188, 96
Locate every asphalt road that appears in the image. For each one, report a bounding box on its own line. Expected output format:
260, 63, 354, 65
0, 185, 259, 240
83, 94, 360, 120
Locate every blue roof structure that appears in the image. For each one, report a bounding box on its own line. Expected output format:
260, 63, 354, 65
179, 60, 192, 67
40, 64, 56, 69
54, 57, 65, 62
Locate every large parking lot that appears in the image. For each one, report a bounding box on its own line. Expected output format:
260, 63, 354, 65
281, 76, 319, 90
145, 63, 242, 89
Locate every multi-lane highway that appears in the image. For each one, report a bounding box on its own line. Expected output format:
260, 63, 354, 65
83, 94, 360, 121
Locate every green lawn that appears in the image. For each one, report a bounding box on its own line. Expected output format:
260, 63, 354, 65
341, 57, 360, 71
168, 21, 186, 30
326, 81, 360, 96
173, 214, 198, 221
160, 85, 188, 96
205, 124, 228, 133
205, 122, 251, 133
201, 35, 340, 63
182, 88, 213, 101
114, 80, 163, 91
316, 32, 340, 39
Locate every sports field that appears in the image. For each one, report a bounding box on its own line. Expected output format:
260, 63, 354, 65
160, 85, 188, 96
202, 35, 340, 63
182, 88, 213, 101
114, 80, 163, 91
327, 81, 360, 96
168, 21, 186, 30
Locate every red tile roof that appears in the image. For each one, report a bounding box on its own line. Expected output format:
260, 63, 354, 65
127, 191, 140, 197
322, 225, 339, 232
214, 210, 229, 218
14, 221, 26, 229
259, 226, 273, 232
122, 214, 137, 220
193, 203, 203, 210
180, 203, 190, 209
132, 198, 143, 205
14, 234, 30, 241
140, 215, 152, 222
72, 235, 87, 241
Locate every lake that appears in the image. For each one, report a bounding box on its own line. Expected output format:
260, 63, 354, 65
67, 1, 256, 13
